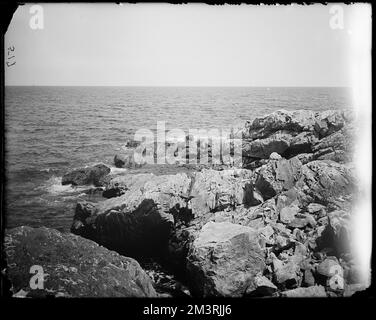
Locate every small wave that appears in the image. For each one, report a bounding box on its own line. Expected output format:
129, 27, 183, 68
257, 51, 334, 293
110, 167, 128, 175
37, 176, 94, 195
62, 193, 87, 201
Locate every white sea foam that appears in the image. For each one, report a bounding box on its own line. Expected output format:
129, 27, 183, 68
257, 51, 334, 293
110, 167, 128, 175
38, 176, 93, 195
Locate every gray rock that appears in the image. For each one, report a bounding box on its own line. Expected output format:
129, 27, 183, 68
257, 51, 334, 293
272, 256, 301, 288
255, 157, 303, 200
295, 160, 355, 207
246, 274, 278, 296
242, 109, 353, 165
270, 152, 282, 160
114, 151, 145, 168
186, 222, 266, 297
62, 163, 111, 186
317, 257, 342, 278
4, 226, 156, 297
280, 204, 299, 224
281, 285, 327, 297
71, 173, 192, 257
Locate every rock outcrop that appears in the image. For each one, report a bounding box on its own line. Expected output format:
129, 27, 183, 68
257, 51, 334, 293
242, 109, 354, 168
62, 163, 111, 186
4, 226, 157, 297
64, 109, 366, 298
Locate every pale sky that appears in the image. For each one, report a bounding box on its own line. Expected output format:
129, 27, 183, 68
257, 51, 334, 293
4, 3, 371, 86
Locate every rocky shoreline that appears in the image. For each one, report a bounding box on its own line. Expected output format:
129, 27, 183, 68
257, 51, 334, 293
4, 109, 367, 298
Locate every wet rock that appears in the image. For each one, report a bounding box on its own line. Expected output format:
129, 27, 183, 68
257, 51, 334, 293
186, 222, 266, 297
62, 163, 111, 186
4, 226, 156, 297
281, 285, 327, 297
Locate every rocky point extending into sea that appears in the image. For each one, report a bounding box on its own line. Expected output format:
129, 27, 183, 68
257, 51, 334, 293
4, 109, 367, 298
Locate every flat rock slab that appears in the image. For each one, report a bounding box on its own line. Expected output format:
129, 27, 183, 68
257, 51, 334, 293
4, 226, 157, 297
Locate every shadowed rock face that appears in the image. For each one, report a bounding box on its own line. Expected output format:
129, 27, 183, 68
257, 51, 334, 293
62, 163, 111, 186
71, 169, 260, 260
4, 226, 157, 297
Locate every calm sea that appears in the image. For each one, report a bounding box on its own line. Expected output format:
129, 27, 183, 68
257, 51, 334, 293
4, 86, 354, 231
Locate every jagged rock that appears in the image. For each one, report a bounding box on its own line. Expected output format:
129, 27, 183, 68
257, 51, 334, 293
71, 173, 192, 257
255, 157, 302, 200
307, 203, 326, 214
186, 222, 266, 297
246, 273, 278, 296
312, 124, 355, 163
189, 169, 257, 218
291, 153, 315, 165
295, 160, 355, 207
288, 213, 316, 229
281, 285, 327, 297
271, 254, 301, 288
242, 110, 353, 164
4, 226, 156, 297
243, 131, 292, 159
62, 163, 110, 186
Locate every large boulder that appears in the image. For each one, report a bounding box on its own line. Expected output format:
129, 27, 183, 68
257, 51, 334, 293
186, 222, 266, 297
4, 226, 157, 297
62, 163, 110, 186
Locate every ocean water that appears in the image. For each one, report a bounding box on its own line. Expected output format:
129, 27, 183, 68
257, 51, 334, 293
4, 86, 354, 231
